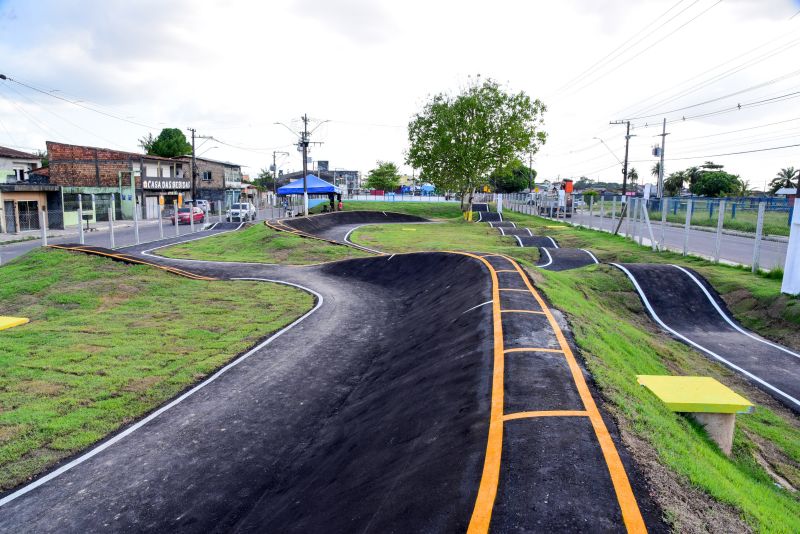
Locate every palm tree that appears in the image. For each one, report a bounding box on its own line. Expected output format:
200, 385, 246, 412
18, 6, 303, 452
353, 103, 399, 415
769, 167, 798, 194
651, 162, 661, 179
686, 166, 702, 191
663, 171, 686, 197
627, 167, 639, 189
732, 177, 750, 197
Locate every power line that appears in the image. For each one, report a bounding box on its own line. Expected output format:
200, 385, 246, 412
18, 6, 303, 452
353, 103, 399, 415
0, 73, 158, 129
629, 142, 800, 162
622, 68, 800, 121
554, 0, 690, 94
569, 0, 722, 95
616, 31, 800, 119
668, 116, 800, 141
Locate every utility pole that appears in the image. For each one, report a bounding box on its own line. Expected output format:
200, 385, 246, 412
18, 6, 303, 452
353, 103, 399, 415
656, 118, 669, 198
301, 114, 309, 215
528, 152, 534, 191
610, 120, 634, 195
188, 127, 197, 201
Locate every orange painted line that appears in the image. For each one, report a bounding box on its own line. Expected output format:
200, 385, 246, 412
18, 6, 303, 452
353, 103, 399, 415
504, 347, 564, 354
503, 410, 588, 421
500, 309, 546, 315
454, 252, 504, 534
506, 257, 647, 533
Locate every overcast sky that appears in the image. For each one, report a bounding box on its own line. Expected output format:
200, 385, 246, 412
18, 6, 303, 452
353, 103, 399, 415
1, 0, 799, 189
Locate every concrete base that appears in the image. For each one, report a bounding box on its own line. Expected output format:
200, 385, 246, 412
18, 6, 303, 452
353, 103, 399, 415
690, 412, 735, 455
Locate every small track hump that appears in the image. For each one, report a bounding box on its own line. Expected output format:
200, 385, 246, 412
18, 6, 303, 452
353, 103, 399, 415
472, 203, 490, 212
537, 248, 599, 271
515, 235, 559, 248
614, 263, 800, 411
497, 227, 533, 237
476, 211, 503, 223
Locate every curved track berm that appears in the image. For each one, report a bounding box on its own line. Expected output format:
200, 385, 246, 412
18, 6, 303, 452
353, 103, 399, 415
1, 222, 664, 532
276, 210, 428, 245
614, 263, 800, 412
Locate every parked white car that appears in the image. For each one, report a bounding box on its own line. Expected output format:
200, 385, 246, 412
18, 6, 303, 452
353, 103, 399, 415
226, 202, 257, 221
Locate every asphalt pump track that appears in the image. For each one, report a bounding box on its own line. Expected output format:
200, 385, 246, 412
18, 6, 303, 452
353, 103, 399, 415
479, 215, 800, 412
0, 217, 664, 532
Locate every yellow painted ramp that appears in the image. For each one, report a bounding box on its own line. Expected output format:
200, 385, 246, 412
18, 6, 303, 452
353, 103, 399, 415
0, 316, 29, 331
637, 375, 753, 414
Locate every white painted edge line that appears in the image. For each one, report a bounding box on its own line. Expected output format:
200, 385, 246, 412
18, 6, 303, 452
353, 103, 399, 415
581, 249, 600, 264
526, 228, 532, 236
610, 263, 800, 409
499, 227, 506, 236
387, 254, 395, 261
462, 300, 493, 315
343, 225, 385, 254
0, 277, 325, 507
140, 223, 244, 258
477, 212, 483, 222
515, 235, 523, 247
539, 247, 554, 268
498, 213, 503, 222
547, 236, 559, 249
670, 264, 800, 361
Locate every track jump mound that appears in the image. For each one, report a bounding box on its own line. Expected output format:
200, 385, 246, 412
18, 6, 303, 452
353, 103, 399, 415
476, 211, 502, 222
515, 235, 559, 248
489, 221, 516, 228
472, 203, 490, 211
235, 252, 494, 531
497, 227, 533, 237
538, 247, 599, 271
280, 210, 428, 243
614, 263, 800, 412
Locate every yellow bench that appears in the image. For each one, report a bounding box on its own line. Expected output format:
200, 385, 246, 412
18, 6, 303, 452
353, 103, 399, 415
637, 375, 753, 455
0, 316, 29, 331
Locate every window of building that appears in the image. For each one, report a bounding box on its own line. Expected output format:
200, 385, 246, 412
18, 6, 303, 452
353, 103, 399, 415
202, 171, 212, 181
63, 193, 93, 212
145, 164, 158, 177
162, 165, 171, 178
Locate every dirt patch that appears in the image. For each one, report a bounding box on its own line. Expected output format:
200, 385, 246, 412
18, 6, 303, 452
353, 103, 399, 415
17, 380, 64, 396
720, 290, 800, 351
617, 420, 752, 533
0, 425, 25, 443
123, 375, 162, 393
743, 429, 799, 491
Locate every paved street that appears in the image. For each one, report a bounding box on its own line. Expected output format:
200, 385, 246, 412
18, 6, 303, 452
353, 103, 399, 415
546, 209, 788, 270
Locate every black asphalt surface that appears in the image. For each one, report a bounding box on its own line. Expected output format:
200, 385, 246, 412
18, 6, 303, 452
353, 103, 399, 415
489, 221, 516, 228
614, 263, 800, 412
516, 235, 559, 248
473, 203, 490, 212
278, 210, 428, 245
496, 227, 533, 237
538, 248, 600, 271
476, 211, 503, 223
1, 214, 671, 532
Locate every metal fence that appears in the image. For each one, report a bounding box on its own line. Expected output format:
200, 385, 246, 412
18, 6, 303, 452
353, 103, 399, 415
0, 197, 287, 265
503, 193, 789, 272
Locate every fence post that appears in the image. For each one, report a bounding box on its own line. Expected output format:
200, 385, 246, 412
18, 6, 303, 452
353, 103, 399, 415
642, 199, 657, 251
660, 197, 668, 251
625, 197, 632, 238
683, 198, 692, 256
218, 201, 223, 223
175, 204, 180, 237
108, 197, 116, 248
133, 201, 140, 245
39, 208, 47, 247
713, 199, 726, 263
611, 197, 617, 229
158, 201, 164, 239
77, 194, 85, 245
190, 205, 195, 233
752, 202, 766, 273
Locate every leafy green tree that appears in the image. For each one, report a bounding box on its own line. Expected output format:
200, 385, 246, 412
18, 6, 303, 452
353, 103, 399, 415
147, 128, 192, 158
366, 161, 401, 191
690, 171, 740, 197
489, 158, 536, 193
35, 149, 48, 167
407, 77, 547, 209
686, 166, 703, 191
663, 171, 686, 196
769, 167, 798, 194
138, 133, 155, 153
253, 167, 275, 192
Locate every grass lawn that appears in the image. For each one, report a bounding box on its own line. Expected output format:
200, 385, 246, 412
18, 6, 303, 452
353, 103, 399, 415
158, 223, 371, 265
345, 201, 800, 532
312, 199, 464, 219
0, 249, 313, 491
351, 218, 539, 265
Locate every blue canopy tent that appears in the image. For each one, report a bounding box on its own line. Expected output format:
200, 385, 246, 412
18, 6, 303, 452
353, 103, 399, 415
277, 174, 341, 195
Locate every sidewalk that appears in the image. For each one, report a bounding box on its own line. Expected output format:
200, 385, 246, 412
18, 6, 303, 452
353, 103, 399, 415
0, 219, 161, 244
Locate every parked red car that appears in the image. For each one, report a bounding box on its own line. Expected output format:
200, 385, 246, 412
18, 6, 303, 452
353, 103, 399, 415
170, 207, 205, 225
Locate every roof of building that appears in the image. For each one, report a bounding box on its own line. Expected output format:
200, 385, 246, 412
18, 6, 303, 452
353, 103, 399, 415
29, 166, 49, 176
775, 187, 797, 195
46, 141, 182, 163
176, 155, 242, 168
0, 145, 39, 159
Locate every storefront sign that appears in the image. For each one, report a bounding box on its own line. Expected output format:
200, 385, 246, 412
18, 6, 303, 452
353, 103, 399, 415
142, 179, 190, 190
